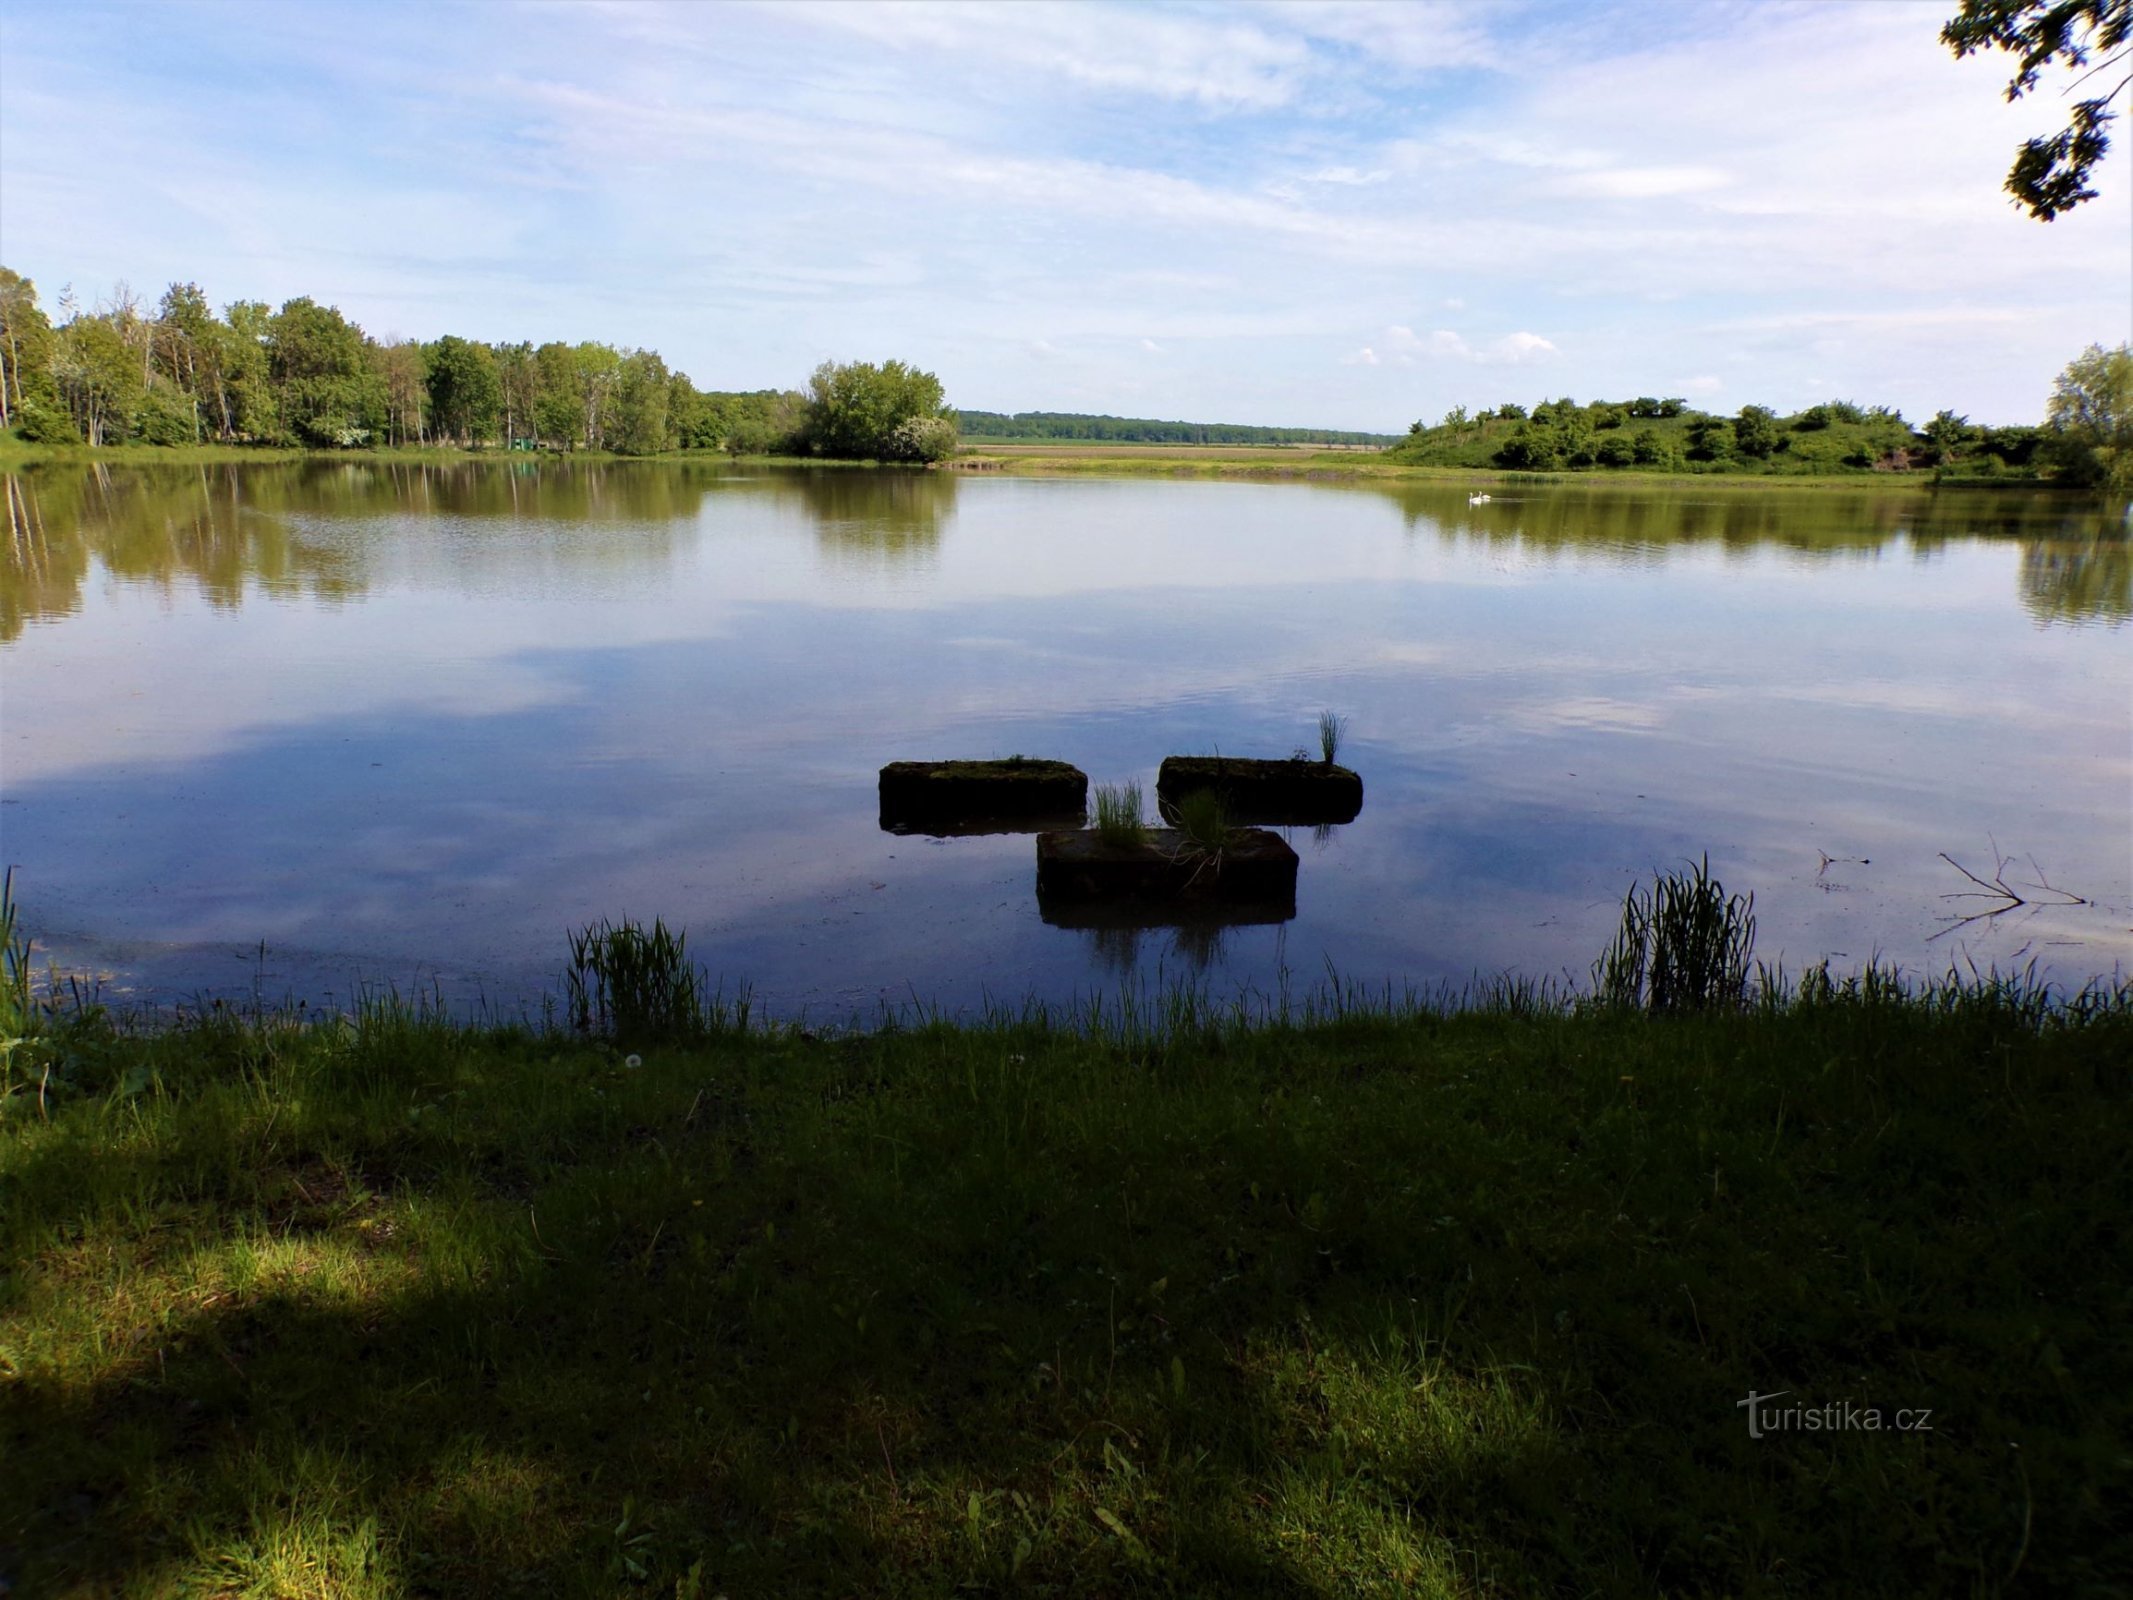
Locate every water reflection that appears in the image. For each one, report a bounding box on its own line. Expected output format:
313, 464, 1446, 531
2019, 536, 2130, 624
2, 462, 2125, 1014
1039, 899, 1298, 977
785, 468, 954, 566
6, 464, 2123, 640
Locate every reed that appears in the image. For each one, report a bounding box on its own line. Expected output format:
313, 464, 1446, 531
565, 915, 706, 1045
1593, 854, 1757, 1014
1171, 787, 1236, 858
1091, 780, 1149, 847
1317, 708, 1347, 767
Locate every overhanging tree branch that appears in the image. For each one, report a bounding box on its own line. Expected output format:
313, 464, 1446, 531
1943, 0, 2133, 218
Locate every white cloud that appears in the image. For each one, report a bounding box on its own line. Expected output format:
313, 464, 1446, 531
1364, 326, 1558, 367
2, 0, 2121, 429
1557, 165, 1731, 200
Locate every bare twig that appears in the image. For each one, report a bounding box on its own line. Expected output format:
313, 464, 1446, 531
1930, 846, 2088, 941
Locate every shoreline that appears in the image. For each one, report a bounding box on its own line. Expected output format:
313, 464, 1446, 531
0, 439, 2082, 495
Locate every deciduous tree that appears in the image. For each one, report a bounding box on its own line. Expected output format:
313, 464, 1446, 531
0, 267, 58, 430
1943, 0, 2131, 218
424, 335, 501, 445
801, 359, 950, 460
2044, 341, 2133, 491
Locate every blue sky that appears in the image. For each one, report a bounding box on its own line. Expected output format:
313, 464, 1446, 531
2, 0, 2126, 428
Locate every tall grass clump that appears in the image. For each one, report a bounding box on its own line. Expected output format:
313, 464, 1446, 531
0, 867, 42, 1105
1593, 854, 1757, 1014
1317, 709, 1347, 767
1092, 781, 1149, 848
1172, 788, 1236, 858
564, 916, 705, 1046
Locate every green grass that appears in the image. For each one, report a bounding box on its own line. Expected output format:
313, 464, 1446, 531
1316, 711, 1347, 769
1091, 781, 1150, 848
1168, 788, 1237, 860
2, 956, 2129, 1596
1594, 857, 1758, 1015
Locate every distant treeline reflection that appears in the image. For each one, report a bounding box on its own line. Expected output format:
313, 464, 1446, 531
2, 464, 2124, 638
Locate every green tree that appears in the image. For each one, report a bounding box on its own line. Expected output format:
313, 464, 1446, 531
1684, 416, 1731, 462
372, 339, 428, 447
605, 349, 671, 454
1733, 405, 1781, 458
221, 301, 280, 442
801, 358, 951, 460
532, 341, 587, 448
1493, 425, 1558, 470
2044, 341, 2133, 492
572, 343, 623, 451
495, 342, 539, 447
152, 282, 217, 443
424, 335, 501, 445
0, 267, 59, 431
267, 298, 383, 446
1923, 408, 1976, 463
53, 315, 144, 446
1943, 0, 2131, 218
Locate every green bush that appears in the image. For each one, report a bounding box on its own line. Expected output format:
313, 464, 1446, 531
13, 401, 79, 445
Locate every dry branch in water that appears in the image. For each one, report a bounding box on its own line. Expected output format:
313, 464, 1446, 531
1931, 841, 2088, 940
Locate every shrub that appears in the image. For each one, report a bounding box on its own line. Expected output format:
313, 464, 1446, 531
883, 414, 958, 463
13, 401, 79, 445
1733, 405, 1780, 459
1684, 417, 1730, 462
1494, 427, 1557, 470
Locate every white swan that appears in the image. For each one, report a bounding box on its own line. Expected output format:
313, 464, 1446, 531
1467, 492, 1491, 505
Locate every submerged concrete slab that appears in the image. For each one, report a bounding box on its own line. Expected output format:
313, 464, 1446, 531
879, 759, 1088, 829
1034, 827, 1299, 903
1155, 756, 1363, 826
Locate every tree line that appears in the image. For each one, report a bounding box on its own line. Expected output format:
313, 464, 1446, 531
0, 268, 955, 462
955, 411, 1397, 446
1394, 354, 2131, 493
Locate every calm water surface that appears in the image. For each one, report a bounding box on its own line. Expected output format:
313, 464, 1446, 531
2, 461, 2126, 1018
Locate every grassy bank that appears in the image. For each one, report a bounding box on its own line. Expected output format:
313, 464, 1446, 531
950, 442, 1988, 493
4, 960, 2128, 1596
4, 436, 1998, 493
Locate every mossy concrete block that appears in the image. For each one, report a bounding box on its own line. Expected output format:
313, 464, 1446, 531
1034, 827, 1299, 903
879, 759, 1088, 829
1155, 756, 1363, 826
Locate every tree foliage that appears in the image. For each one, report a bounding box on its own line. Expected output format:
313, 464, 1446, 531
801, 359, 952, 461
1943, 0, 2132, 218
1732, 405, 1780, 458
2044, 341, 2133, 492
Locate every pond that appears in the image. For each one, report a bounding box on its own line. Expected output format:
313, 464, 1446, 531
2, 460, 2126, 1020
